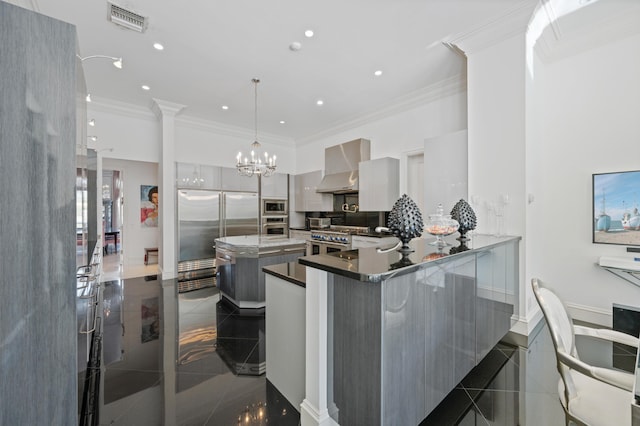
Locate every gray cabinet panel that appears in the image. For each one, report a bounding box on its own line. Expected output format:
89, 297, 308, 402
325, 240, 518, 424
221, 166, 259, 192
294, 170, 333, 212
359, 157, 400, 211
260, 172, 288, 198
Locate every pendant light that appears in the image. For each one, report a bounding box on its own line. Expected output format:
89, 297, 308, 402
236, 78, 276, 177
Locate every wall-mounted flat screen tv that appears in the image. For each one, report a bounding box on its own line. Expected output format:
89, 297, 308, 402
593, 170, 640, 246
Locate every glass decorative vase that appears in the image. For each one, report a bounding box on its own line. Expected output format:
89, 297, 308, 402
425, 204, 459, 248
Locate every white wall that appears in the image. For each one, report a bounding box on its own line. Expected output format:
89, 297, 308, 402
528, 33, 640, 323
295, 90, 468, 175
466, 33, 529, 327
103, 158, 159, 266
174, 118, 296, 174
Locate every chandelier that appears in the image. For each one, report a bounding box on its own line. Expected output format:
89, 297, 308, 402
236, 79, 277, 177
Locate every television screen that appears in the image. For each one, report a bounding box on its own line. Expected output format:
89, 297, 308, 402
593, 170, 640, 246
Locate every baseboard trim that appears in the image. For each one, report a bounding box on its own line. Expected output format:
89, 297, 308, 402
504, 310, 544, 348
300, 399, 339, 426
565, 302, 612, 328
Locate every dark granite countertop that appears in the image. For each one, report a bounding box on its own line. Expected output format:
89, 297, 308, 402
263, 262, 306, 287
298, 234, 521, 283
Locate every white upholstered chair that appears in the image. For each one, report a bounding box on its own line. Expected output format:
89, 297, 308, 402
531, 278, 638, 426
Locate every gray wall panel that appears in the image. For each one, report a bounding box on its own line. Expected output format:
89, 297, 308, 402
0, 3, 78, 424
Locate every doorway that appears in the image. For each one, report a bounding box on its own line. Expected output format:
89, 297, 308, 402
403, 150, 425, 216
102, 169, 123, 272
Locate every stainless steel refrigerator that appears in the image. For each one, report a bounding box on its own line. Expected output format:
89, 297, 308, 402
177, 189, 258, 291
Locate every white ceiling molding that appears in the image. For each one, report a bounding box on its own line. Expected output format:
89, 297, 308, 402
150, 98, 186, 119
296, 73, 467, 146
176, 115, 296, 148
88, 97, 157, 122
443, 0, 538, 56
534, 2, 640, 64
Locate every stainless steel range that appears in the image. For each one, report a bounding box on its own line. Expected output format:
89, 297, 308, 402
308, 226, 369, 255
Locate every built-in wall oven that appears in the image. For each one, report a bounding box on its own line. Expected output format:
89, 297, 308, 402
262, 199, 287, 216
262, 216, 288, 235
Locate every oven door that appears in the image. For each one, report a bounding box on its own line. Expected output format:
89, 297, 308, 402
262, 199, 287, 216
262, 216, 288, 236
264, 225, 286, 235
309, 241, 349, 255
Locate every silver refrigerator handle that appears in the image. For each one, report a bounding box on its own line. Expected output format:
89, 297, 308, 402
220, 193, 226, 237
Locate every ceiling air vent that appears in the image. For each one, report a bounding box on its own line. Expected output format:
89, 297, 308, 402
107, 2, 148, 33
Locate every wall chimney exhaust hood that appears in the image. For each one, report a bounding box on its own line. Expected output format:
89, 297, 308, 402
316, 138, 371, 193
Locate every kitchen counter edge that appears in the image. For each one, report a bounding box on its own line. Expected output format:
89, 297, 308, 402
298, 234, 521, 283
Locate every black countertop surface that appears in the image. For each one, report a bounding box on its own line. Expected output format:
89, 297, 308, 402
263, 262, 306, 287
298, 234, 521, 283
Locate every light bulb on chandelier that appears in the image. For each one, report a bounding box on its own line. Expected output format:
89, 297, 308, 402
236, 79, 277, 177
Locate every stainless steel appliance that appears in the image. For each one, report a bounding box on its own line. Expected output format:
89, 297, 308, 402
262, 216, 288, 235
262, 198, 287, 216
316, 138, 371, 193
308, 217, 331, 229
177, 189, 258, 292
307, 226, 369, 255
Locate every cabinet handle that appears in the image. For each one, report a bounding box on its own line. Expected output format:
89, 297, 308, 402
260, 249, 282, 255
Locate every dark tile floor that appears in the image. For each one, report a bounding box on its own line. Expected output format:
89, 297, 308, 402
79, 273, 635, 426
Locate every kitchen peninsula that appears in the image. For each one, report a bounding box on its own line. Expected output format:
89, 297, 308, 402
215, 235, 306, 308
297, 234, 520, 426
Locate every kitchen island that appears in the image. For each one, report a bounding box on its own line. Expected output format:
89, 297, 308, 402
297, 234, 520, 426
215, 235, 307, 308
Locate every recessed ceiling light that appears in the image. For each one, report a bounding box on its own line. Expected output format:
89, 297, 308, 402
316, 100, 324, 106
89, 119, 95, 126
153, 42, 164, 51
279, 120, 285, 124
304, 30, 314, 38
222, 105, 229, 110
86, 93, 92, 102
374, 70, 383, 76
289, 41, 302, 51
141, 85, 150, 91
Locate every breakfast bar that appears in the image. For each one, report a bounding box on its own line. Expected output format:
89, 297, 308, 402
297, 234, 520, 426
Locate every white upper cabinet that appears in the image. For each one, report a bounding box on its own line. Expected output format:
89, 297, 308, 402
294, 170, 333, 212
176, 163, 221, 190
260, 172, 289, 198
221, 166, 259, 192
359, 157, 400, 211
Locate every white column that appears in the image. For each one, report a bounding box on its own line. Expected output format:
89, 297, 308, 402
151, 98, 186, 280
443, 1, 533, 332
301, 267, 339, 426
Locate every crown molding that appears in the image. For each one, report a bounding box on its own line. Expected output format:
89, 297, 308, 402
88, 97, 157, 121
443, 0, 538, 56
151, 98, 187, 118
296, 73, 467, 146
177, 115, 296, 148
88, 96, 294, 147
533, 2, 640, 64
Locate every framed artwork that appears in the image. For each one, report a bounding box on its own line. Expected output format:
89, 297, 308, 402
593, 170, 640, 246
140, 185, 158, 227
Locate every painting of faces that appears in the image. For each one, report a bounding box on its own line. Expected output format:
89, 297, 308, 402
141, 185, 158, 227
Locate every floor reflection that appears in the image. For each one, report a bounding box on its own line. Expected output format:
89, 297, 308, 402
93, 273, 576, 425
98, 276, 298, 426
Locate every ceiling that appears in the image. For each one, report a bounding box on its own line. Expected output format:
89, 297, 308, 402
26, 0, 532, 142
